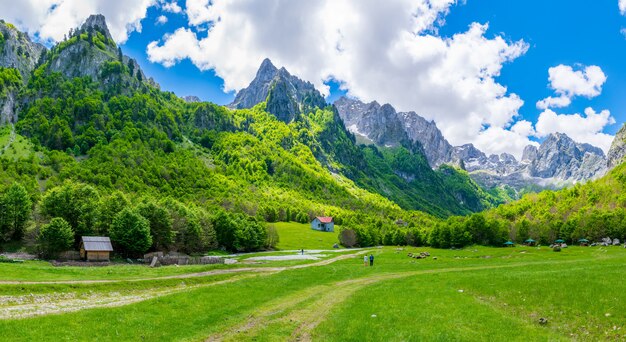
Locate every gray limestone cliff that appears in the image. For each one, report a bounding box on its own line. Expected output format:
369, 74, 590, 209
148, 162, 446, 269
229, 59, 326, 122
607, 124, 626, 169
335, 96, 451, 166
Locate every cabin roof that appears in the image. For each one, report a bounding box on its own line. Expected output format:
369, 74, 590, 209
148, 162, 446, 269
81, 236, 113, 252
316, 216, 333, 223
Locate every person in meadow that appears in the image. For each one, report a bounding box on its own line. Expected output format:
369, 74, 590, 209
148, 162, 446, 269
364, 255, 368, 266
369, 254, 374, 266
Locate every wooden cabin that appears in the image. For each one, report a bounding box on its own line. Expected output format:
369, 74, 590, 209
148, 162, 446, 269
80, 236, 113, 261
311, 217, 334, 232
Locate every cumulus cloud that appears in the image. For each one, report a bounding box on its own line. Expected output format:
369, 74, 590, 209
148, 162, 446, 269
148, 0, 536, 158
535, 107, 615, 153
161, 1, 182, 13
620, 0, 626, 15
0, 0, 155, 43
156, 15, 168, 25
537, 64, 606, 110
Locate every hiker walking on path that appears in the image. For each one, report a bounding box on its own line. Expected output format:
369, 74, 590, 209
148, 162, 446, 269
363, 255, 368, 266
369, 254, 374, 266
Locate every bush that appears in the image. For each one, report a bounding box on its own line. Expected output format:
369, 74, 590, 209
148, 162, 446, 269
339, 228, 357, 248
110, 208, 152, 257
266, 224, 279, 249
38, 218, 74, 259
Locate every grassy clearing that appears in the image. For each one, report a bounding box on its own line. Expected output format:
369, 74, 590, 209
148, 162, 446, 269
0, 128, 34, 159
272, 221, 340, 250
1, 246, 625, 341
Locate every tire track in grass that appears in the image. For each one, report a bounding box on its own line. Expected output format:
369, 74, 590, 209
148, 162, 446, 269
205, 257, 611, 341
205, 272, 415, 342
0, 254, 608, 321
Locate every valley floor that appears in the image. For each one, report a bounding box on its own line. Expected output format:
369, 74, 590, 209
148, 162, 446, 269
1, 246, 625, 341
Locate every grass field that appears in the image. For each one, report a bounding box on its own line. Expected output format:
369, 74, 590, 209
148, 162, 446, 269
0, 127, 34, 160
1, 244, 626, 341
272, 221, 340, 250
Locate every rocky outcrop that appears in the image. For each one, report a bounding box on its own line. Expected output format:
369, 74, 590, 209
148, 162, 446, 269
0, 20, 45, 83
46, 15, 154, 92
607, 124, 626, 169
0, 90, 16, 125
334, 97, 411, 149
527, 133, 606, 180
229, 59, 326, 122
335, 96, 451, 165
183, 95, 201, 103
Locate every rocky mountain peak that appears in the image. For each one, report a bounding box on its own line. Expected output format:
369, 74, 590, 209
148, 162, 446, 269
229, 59, 326, 123
521, 145, 538, 163
607, 123, 626, 169
334, 96, 452, 166
81, 14, 113, 41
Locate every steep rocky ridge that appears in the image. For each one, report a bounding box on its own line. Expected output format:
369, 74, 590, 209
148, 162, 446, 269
334, 97, 608, 192
229, 59, 326, 122
45, 15, 157, 92
607, 124, 626, 169
0, 20, 45, 125
0, 20, 45, 82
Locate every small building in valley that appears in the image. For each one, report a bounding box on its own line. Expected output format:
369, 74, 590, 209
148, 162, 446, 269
80, 236, 113, 261
311, 217, 334, 232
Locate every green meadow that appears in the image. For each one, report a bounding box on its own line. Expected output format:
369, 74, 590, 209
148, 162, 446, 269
272, 222, 341, 250
1, 241, 626, 341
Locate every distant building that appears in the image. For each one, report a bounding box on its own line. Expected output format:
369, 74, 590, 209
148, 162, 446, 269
80, 236, 113, 261
311, 217, 334, 232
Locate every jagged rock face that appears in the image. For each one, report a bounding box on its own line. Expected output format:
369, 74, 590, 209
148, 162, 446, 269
46, 15, 154, 91
521, 145, 538, 163
335, 96, 451, 165
607, 124, 626, 169
399, 111, 453, 166
229, 59, 326, 122
183, 95, 201, 103
0, 90, 16, 125
334, 97, 410, 148
82, 14, 113, 41
528, 133, 606, 180
0, 20, 45, 82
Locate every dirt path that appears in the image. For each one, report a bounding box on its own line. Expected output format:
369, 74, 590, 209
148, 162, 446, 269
0, 256, 599, 322
0, 250, 372, 286
0, 274, 262, 320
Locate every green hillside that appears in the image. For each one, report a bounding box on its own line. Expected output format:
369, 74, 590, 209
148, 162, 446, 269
0, 20, 519, 256
427, 161, 626, 248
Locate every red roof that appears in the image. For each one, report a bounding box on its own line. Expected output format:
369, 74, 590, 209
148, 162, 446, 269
316, 216, 333, 223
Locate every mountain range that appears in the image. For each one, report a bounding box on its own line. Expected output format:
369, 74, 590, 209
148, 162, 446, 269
0, 14, 519, 224
335, 96, 615, 192
1, 14, 626, 227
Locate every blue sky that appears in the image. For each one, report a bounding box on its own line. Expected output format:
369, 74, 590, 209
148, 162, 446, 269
439, 0, 626, 136
3, 0, 626, 157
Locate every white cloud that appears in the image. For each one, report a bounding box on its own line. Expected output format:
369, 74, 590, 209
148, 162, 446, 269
185, 0, 214, 26
149, 0, 535, 158
620, 0, 626, 15
0, 0, 155, 43
535, 107, 615, 153
537, 64, 606, 109
162, 1, 182, 13
156, 15, 168, 25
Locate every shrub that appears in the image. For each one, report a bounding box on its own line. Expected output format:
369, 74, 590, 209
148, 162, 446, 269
340, 228, 357, 248
266, 224, 279, 249
38, 218, 74, 259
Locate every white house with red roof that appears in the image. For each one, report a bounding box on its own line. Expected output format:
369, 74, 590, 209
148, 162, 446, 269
311, 216, 334, 232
